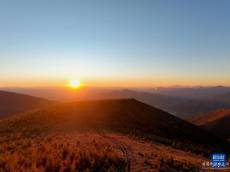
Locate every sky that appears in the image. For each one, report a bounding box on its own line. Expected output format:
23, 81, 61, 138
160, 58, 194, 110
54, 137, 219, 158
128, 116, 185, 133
0, 0, 229, 87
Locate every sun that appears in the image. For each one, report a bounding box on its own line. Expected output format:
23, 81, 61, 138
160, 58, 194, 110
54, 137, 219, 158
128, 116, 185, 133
71, 79, 80, 88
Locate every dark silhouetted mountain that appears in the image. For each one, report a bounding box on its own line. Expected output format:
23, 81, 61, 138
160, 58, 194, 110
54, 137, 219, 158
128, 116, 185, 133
186, 109, 230, 139
0, 90, 59, 119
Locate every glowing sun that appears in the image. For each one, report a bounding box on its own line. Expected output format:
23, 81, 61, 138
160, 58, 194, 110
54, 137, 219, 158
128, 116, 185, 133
71, 79, 80, 87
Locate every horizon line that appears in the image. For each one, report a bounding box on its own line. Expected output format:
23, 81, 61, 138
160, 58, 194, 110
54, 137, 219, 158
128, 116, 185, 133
1, 85, 230, 89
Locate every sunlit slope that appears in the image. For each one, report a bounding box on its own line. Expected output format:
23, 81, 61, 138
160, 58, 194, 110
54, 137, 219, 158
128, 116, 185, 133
1, 99, 230, 156
186, 109, 230, 139
0, 90, 59, 119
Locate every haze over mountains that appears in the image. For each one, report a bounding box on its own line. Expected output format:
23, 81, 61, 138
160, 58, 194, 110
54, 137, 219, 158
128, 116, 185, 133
1, 85, 230, 119
93, 89, 185, 107
0, 87, 185, 106
0, 90, 58, 119
150, 86, 230, 100
162, 100, 230, 118
1, 87, 108, 102
210, 91, 230, 103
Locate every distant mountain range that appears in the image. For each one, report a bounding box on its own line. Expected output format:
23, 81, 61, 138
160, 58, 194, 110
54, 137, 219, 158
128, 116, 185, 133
0, 90, 58, 119
3, 85, 230, 101
162, 100, 230, 117
1, 86, 230, 118
0, 87, 185, 107
150, 86, 230, 99
186, 109, 230, 139
94, 89, 185, 107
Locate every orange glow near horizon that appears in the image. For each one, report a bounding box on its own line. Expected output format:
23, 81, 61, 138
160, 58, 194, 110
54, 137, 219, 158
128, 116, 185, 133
0, 77, 230, 88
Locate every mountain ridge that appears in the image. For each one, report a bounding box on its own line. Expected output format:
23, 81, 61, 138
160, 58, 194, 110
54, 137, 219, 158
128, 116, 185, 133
186, 109, 230, 139
0, 90, 59, 119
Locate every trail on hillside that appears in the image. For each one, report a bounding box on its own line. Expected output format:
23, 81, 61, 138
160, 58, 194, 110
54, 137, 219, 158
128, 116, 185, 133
93, 126, 133, 172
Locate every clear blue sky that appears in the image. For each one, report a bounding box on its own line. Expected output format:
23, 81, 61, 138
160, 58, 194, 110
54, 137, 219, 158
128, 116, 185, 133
0, 0, 229, 87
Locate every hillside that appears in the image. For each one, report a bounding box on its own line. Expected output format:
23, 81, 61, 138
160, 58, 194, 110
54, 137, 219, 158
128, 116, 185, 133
2, 99, 230, 154
0, 90, 59, 119
162, 99, 230, 117
186, 109, 230, 139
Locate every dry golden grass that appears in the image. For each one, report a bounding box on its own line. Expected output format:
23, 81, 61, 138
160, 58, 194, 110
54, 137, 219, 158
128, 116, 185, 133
0, 134, 121, 172
0, 126, 223, 172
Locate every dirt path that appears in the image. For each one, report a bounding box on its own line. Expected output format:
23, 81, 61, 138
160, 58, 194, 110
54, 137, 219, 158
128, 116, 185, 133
93, 126, 133, 172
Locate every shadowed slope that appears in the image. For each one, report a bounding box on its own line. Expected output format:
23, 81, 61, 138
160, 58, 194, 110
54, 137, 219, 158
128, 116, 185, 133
1, 99, 230, 157
0, 90, 59, 119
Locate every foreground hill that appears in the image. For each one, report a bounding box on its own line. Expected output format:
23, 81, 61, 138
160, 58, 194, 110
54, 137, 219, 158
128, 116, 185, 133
1, 99, 230, 171
0, 90, 59, 119
162, 99, 230, 117
186, 109, 230, 139
2, 99, 230, 155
